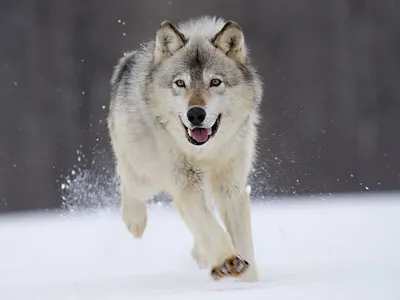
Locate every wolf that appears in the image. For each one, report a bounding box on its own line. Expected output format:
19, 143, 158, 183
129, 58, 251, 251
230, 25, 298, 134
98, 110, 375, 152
107, 16, 263, 282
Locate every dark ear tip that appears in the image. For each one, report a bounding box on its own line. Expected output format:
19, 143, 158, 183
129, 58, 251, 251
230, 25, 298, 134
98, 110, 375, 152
159, 20, 172, 28
156, 20, 186, 45
225, 20, 242, 31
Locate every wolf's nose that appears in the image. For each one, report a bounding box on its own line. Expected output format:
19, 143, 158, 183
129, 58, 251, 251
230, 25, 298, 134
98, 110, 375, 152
187, 107, 206, 126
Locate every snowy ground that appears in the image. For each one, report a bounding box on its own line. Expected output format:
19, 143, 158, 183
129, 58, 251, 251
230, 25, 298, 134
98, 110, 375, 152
1, 193, 400, 300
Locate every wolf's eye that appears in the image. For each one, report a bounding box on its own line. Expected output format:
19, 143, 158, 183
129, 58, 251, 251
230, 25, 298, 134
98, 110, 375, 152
175, 79, 186, 88
210, 78, 222, 87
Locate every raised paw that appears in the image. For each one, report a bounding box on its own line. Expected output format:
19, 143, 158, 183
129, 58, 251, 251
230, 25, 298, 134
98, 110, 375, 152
210, 255, 250, 280
123, 214, 147, 238
122, 204, 147, 239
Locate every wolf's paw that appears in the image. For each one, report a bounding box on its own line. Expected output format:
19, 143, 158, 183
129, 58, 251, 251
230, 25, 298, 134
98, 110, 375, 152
210, 255, 250, 280
122, 206, 147, 239
191, 244, 209, 269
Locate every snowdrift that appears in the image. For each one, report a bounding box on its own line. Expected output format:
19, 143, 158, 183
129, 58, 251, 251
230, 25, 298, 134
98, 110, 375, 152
1, 194, 400, 299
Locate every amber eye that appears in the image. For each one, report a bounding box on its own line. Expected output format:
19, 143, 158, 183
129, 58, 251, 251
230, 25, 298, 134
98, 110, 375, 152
175, 79, 186, 88
210, 78, 222, 87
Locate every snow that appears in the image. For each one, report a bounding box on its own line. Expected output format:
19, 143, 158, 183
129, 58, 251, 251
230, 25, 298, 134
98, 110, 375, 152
1, 194, 400, 300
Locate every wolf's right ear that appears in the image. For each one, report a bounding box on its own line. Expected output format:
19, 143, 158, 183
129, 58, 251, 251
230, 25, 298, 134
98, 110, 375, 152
212, 21, 247, 64
154, 21, 186, 63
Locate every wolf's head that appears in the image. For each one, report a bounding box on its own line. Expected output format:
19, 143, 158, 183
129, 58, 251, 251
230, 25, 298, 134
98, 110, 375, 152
148, 17, 262, 148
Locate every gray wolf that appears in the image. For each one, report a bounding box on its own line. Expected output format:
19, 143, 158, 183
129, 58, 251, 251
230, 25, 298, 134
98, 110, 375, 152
107, 16, 263, 282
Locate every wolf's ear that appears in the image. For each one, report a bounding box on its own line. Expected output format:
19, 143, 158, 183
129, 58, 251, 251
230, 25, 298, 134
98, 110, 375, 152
212, 21, 247, 64
154, 21, 186, 63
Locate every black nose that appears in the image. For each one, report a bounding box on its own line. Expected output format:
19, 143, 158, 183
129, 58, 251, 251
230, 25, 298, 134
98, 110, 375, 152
187, 107, 206, 126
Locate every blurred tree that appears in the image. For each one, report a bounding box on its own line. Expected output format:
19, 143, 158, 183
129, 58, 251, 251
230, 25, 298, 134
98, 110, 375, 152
0, 0, 399, 213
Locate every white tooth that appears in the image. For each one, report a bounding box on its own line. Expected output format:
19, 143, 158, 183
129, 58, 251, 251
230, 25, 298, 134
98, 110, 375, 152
187, 128, 192, 137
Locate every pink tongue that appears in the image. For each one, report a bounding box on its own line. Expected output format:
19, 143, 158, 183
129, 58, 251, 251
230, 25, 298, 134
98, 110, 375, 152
191, 128, 210, 143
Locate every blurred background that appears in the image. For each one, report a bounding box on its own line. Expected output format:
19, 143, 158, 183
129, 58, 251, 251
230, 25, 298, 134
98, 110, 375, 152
0, 0, 399, 214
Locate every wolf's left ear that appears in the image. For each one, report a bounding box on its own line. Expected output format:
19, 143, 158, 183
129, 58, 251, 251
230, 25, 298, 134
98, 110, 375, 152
154, 21, 186, 63
212, 21, 247, 64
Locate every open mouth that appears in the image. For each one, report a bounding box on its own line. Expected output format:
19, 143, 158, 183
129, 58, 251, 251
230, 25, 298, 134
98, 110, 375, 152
181, 114, 221, 146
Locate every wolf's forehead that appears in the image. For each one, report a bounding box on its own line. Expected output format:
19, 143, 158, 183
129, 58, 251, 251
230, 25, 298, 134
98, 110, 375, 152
180, 46, 220, 80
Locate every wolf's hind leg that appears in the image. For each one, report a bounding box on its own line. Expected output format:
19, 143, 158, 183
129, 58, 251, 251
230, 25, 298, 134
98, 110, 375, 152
191, 241, 209, 269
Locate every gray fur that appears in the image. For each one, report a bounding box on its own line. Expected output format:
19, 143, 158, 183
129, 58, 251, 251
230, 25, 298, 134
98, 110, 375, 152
107, 16, 264, 282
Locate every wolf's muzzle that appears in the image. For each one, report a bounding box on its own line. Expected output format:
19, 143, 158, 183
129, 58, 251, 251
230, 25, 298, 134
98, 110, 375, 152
180, 114, 221, 146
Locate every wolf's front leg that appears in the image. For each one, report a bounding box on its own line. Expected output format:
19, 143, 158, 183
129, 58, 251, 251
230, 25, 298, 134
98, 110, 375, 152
209, 172, 259, 282
173, 187, 250, 280
120, 182, 149, 239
